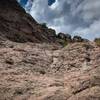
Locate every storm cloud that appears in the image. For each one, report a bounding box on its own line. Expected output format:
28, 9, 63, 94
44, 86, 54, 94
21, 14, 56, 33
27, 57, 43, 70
25, 0, 100, 40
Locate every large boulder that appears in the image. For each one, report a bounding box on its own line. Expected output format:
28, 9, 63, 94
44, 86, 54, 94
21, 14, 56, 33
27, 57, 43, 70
65, 33, 72, 42
73, 35, 84, 42
58, 33, 66, 40
58, 33, 72, 42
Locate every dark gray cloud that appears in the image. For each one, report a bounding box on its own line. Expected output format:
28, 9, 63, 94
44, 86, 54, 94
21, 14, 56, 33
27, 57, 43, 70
25, 0, 100, 40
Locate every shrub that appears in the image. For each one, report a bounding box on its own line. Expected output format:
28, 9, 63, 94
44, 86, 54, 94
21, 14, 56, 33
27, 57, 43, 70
58, 39, 68, 47
41, 23, 47, 28
94, 38, 100, 47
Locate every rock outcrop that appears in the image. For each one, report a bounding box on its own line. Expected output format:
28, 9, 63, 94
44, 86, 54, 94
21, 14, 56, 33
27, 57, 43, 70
57, 33, 88, 44
73, 35, 84, 42
58, 33, 72, 42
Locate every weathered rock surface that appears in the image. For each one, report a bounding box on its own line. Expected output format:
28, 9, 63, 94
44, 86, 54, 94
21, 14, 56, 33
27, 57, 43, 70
0, 39, 100, 100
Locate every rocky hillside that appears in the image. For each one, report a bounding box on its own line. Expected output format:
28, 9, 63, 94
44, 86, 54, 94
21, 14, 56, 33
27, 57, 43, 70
0, 0, 100, 100
0, 0, 57, 43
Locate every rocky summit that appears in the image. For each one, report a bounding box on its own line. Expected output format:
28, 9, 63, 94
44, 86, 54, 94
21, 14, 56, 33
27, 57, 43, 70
0, 0, 100, 100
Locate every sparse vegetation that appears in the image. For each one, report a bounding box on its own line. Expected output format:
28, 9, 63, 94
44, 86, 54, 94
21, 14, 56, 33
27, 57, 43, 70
94, 38, 100, 46
41, 23, 47, 28
58, 39, 68, 47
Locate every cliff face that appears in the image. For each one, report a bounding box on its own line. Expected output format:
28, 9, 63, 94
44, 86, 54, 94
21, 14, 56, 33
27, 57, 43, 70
0, 0, 100, 100
0, 0, 57, 43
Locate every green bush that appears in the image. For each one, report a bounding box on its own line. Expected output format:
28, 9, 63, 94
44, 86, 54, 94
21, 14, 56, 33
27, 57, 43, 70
58, 39, 68, 47
94, 38, 100, 46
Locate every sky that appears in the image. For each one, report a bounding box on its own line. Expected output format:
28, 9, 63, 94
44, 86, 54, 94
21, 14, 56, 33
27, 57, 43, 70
19, 0, 27, 6
18, 0, 100, 40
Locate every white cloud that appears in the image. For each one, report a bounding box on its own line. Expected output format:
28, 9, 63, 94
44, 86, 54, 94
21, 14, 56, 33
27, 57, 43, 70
17, 0, 21, 3
74, 20, 100, 40
25, 0, 34, 12
25, 0, 100, 40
